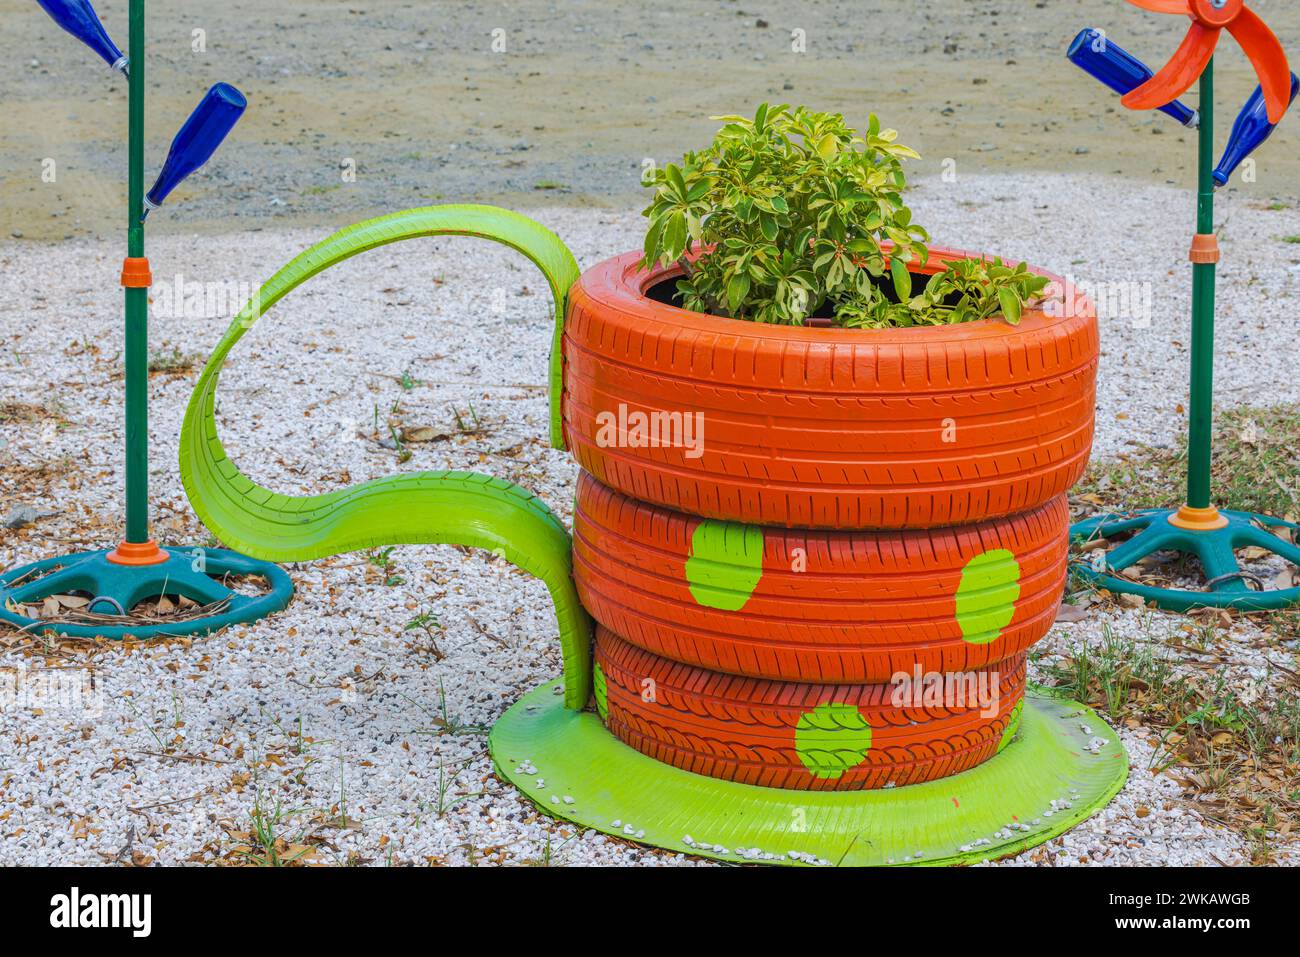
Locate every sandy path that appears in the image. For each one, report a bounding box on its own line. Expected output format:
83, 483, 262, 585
3, 0, 1298, 242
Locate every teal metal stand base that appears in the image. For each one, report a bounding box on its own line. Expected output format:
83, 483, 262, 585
1071, 509, 1300, 612
0, 547, 293, 640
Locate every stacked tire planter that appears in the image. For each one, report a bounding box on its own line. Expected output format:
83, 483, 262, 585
170, 204, 1129, 865
493, 244, 1127, 864
565, 246, 1095, 794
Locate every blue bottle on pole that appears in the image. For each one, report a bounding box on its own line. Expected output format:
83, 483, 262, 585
36, 0, 127, 74
1214, 73, 1300, 187
144, 83, 247, 219
1067, 28, 1198, 128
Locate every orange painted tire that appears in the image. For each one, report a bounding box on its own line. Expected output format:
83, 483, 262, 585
573, 472, 1067, 683
562, 247, 1097, 530
594, 628, 1027, 791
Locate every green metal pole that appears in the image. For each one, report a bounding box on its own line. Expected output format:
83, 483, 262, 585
124, 0, 149, 543
1187, 57, 1216, 511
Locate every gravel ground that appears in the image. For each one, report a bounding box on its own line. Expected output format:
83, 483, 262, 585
1, 174, 1298, 866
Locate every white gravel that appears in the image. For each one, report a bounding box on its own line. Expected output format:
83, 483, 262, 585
1, 175, 1297, 866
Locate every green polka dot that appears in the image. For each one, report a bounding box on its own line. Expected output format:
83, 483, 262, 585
955, 549, 1021, 645
685, 520, 764, 611
592, 662, 608, 723
997, 699, 1025, 754
795, 703, 873, 779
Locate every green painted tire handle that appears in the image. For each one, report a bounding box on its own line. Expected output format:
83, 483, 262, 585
179, 205, 591, 707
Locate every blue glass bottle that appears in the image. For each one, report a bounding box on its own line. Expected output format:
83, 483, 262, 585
1214, 73, 1299, 187
144, 83, 247, 218
1067, 28, 1197, 128
36, 0, 127, 74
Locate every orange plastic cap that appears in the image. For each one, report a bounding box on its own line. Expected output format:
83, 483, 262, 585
1189, 234, 1221, 265
1189, 0, 1243, 29
106, 540, 170, 566
1167, 505, 1230, 531
121, 257, 153, 288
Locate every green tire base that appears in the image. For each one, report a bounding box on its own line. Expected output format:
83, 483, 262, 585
491, 679, 1129, 867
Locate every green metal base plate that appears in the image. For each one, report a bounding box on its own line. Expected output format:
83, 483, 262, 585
0, 547, 293, 640
1072, 509, 1300, 612
490, 679, 1128, 866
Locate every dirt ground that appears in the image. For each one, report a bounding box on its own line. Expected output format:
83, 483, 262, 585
3, 0, 1299, 242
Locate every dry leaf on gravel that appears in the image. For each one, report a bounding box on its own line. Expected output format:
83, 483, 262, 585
1056, 602, 1092, 623
1274, 568, 1300, 589
401, 425, 454, 443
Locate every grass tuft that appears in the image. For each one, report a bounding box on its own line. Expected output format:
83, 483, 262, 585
1036, 625, 1300, 860
1076, 404, 1300, 520
148, 347, 201, 376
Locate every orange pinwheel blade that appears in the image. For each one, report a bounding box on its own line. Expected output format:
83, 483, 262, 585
1124, 0, 1191, 13
1228, 5, 1293, 123
1123, 22, 1219, 111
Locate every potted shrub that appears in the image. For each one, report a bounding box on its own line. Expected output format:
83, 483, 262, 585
561, 104, 1098, 530
173, 104, 1121, 861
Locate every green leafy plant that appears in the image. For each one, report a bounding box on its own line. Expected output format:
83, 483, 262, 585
642, 104, 1049, 329
837, 256, 1051, 330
